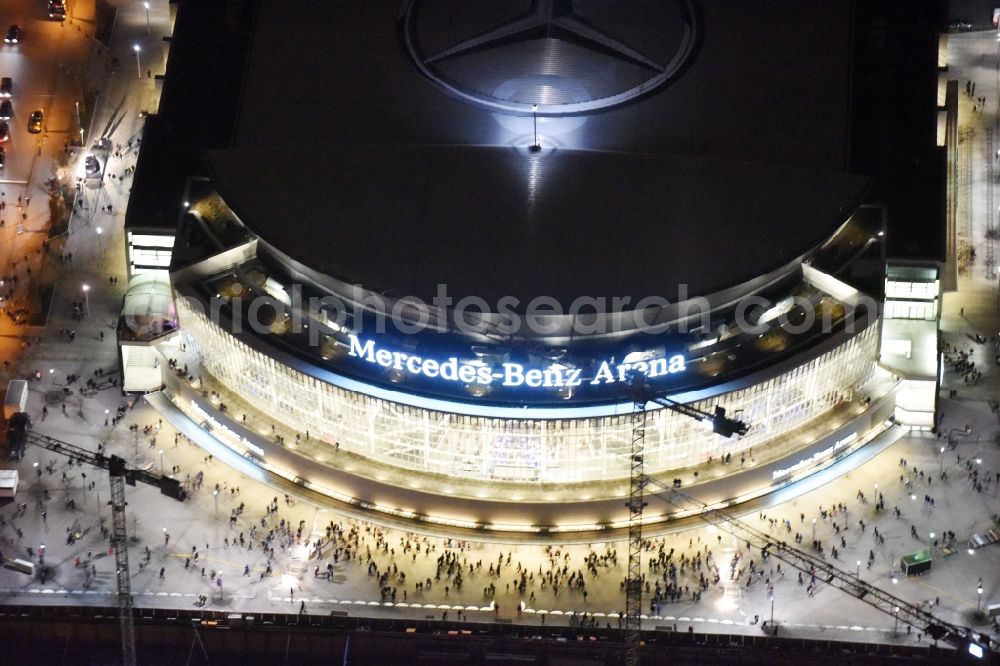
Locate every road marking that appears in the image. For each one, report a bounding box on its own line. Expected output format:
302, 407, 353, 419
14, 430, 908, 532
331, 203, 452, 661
169, 551, 263, 572
912, 578, 975, 610
0, 590, 913, 635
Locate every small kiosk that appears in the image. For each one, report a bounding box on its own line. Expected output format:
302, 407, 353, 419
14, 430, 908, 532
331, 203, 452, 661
900, 550, 932, 575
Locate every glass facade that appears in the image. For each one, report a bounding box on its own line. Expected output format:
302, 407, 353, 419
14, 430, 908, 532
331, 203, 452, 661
177, 297, 880, 485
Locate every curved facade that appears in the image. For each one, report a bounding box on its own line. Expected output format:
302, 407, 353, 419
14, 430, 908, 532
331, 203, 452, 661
175, 294, 881, 492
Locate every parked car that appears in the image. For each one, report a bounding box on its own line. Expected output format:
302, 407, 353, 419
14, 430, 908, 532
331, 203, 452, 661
4, 25, 23, 44
0, 77, 11, 97
0, 100, 10, 120
49, 1, 66, 20
949, 20, 974, 32
0, 146, 5, 169
27, 109, 42, 133
0, 122, 9, 142
84, 155, 100, 175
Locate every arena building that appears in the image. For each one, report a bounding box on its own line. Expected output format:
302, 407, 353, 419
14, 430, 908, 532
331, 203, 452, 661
122, 0, 949, 536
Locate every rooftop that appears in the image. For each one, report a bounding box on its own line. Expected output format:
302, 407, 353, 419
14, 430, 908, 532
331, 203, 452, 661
206, 0, 866, 305
141, 0, 944, 306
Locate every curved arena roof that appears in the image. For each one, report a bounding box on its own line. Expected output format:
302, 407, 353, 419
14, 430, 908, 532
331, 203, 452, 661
204, 0, 867, 309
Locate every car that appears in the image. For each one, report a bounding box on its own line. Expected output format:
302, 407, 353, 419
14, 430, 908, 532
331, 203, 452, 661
949, 20, 974, 32
0, 122, 9, 142
0, 100, 10, 120
84, 155, 100, 175
4, 25, 23, 44
0, 146, 4, 169
0, 78, 11, 97
27, 109, 42, 133
49, 1, 66, 20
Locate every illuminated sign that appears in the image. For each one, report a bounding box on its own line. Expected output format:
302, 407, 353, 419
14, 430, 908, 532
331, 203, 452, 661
347, 334, 686, 389
190, 400, 265, 458
771, 432, 857, 480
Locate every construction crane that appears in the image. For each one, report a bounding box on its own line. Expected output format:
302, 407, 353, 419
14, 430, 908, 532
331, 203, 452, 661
627, 381, 998, 664
625, 380, 749, 666
643, 476, 998, 659
24, 430, 188, 666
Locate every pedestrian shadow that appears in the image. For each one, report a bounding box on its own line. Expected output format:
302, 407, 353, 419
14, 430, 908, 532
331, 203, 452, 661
208, 594, 235, 610
98, 98, 128, 142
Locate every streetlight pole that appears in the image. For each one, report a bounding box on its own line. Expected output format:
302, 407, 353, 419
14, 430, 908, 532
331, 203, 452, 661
81, 284, 90, 316
133, 44, 142, 79
96, 226, 103, 254
143, 2, 150, 34
75, 100, 84, 146
978, 578, 984, 613
939, 446, 945, 476
529, 104, 540, 152
811, 518, 816, 541
856, 560, 861, 580
159, 449, 164, 474
769, 594, 774, 626
893, 606, 899, 637
213, 489, 219, 518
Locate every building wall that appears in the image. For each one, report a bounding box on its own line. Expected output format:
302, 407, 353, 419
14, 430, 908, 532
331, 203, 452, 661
177, 297, 880, 485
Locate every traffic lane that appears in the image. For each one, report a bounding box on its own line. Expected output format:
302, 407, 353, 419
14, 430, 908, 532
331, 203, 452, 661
0, 9, 93, 178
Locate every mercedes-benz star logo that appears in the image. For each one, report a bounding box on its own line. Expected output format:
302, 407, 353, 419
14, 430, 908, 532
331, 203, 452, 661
400, 0, 699, 116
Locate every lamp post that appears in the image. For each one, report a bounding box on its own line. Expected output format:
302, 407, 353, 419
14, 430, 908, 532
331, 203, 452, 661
143, 2, 150, 34
213, 489, 219, 518
104, 409, 109, 426
75, 100, 84, 145
529, 104, 540, 152
133, 44, 142, 79
811, 518, 816, 541
856, 560, 861, 580
978, 578, 984, 613
769, 593, 775, 627
893, 606, 899, 637
95, 226, 103, 254
939, 446, 945, 476
159, 449, 164, 474
81, 283, 90, 316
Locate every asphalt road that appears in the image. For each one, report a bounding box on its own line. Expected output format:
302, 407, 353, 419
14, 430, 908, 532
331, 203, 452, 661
0, 0, 92, 190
